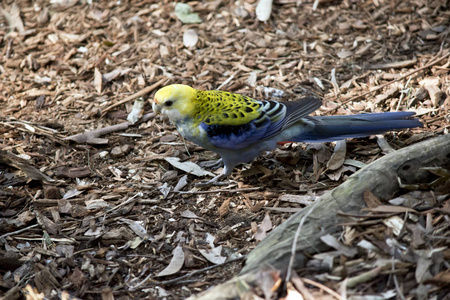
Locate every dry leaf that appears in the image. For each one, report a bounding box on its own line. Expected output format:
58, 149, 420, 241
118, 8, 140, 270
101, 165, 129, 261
256, 0, 273, 22
120, 218, 148, 239
363, 205, 418, 213
181, 209, 203, 220
326, 165, 355, 181
415, 256, 432, 283
198, 233, 226, 264
158, 182, 171, 199
183, 29, 198, 48
327, 140, 347, 171
164, 157, 215, 177
94, 67, 102, 93
256, 268, 281, 300
254, 213, 272, 241
174, 174, 188, 192
218, 198, 231, 217
127, 97, 145, 124
320, 234, 357, 257
363, 189, 383, 208
278, 194, 315, 205
382, 216, 404, 236
156, 245, 185, 277
174, 3, 202, 24
1, 3, 25, 33
337, 50, 354, 59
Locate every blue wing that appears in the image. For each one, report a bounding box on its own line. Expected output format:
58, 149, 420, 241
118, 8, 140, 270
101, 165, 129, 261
200, 96, 322, 149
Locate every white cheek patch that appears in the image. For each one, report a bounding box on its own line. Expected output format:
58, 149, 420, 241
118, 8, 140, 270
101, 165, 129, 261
163, 108, 183, 123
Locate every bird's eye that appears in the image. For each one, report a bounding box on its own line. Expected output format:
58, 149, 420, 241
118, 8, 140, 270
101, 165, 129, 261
164, 100, 173, 107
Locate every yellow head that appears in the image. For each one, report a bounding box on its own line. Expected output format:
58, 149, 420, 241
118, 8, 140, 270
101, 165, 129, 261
152, 84, 198, 122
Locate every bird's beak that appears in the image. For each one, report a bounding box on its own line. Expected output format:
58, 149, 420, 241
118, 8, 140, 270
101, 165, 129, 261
152, 101, 161, 114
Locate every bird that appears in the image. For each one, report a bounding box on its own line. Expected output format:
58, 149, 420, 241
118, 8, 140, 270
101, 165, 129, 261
152, 84, 422, 185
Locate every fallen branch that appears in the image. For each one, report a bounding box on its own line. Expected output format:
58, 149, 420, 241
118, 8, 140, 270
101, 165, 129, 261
64, 113, 155, 144
188, 134, 450, 299
64, 122, 129, 144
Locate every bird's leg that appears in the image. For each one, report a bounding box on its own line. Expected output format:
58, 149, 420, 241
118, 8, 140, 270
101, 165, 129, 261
194, 173, 230, 187
195, 160, 236, 186
198, 158, 223, 170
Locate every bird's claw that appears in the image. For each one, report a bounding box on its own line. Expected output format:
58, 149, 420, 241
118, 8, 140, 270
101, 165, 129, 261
194, 173, 230, 187
198, 158, 223, 170
194, 180, 230, 187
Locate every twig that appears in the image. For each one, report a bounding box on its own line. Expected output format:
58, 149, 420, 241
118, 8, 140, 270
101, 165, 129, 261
129, 255, 246, 290
64, 112, 155, 143
105, 192, 143, 214
207, 54, 326, 61
285, 198, 320, 282
327, 51, 450, 113
290, 271, 316, 300
395, 75, 412, 111
345, 266, 383, 288
217, 70, 240, 90
392, 256, 406, 300
64, 122, 130, 143
302, 278, 343, 300
0, 224, 39, 240
101, 78, 168, 115
178, 187, 261, 194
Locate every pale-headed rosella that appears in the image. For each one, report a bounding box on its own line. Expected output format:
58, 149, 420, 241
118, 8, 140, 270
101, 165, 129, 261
152, 84, 422, 185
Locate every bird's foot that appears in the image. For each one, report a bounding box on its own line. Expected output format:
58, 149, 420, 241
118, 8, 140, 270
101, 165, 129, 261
198, 158, 223, 170
194, 173, 230, 187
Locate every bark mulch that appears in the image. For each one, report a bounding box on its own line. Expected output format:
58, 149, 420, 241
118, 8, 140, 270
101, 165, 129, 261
0, 0, 449, 299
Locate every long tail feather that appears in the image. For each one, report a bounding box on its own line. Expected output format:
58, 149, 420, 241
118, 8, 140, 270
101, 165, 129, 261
293, 112, 422, 142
